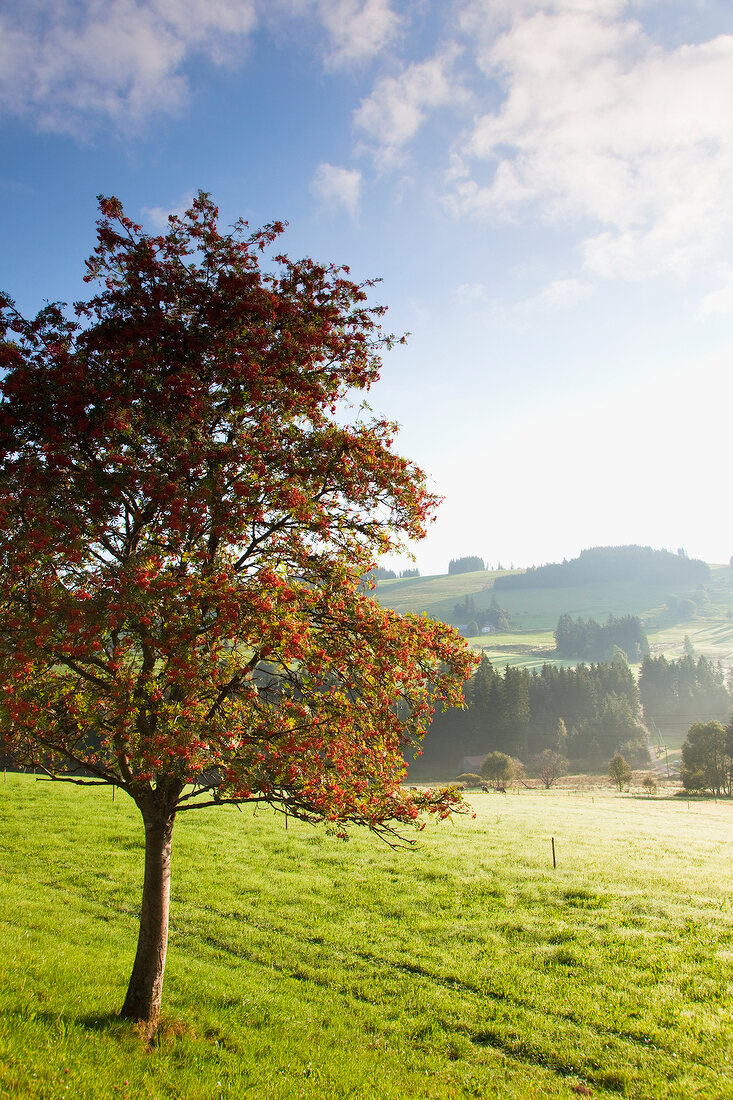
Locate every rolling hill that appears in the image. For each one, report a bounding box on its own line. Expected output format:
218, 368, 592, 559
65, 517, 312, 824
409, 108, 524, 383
373, 548, 733, 673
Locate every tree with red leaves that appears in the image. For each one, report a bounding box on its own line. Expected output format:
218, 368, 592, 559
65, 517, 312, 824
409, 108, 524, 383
0, 193, 476, 1032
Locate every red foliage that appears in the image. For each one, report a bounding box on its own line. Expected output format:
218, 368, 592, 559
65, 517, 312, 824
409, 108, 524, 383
0, 191, 476, 840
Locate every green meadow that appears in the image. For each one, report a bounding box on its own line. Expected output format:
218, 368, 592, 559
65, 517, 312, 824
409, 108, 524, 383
2, 775, 732, 1099
375, 566, 733, 671
375, 573, 677, 630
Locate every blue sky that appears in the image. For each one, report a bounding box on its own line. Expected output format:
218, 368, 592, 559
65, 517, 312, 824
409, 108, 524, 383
1, 0, 732, 575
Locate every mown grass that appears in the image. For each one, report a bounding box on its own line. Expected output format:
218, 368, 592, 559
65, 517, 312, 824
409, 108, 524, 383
646, 619, 733, 666
1, 775, 732, 1099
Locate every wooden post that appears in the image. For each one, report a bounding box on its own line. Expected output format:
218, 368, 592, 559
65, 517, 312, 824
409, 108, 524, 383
112, 785, 116, 802
551, 836, 556, 869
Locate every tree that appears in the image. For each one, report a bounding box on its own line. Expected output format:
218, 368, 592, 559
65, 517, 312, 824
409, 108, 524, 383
529, 749, 569, 789
0, 193, 476, 1033
642, 774, 657, 797
480, 750, 515, 787
608, 753, 632, 792
553, 718, 568, 754
681, 721, 730, 796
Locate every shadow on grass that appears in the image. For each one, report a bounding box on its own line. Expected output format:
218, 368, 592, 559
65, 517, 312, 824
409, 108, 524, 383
14, 1007, 136, 1038
76, 1011, 127, 1032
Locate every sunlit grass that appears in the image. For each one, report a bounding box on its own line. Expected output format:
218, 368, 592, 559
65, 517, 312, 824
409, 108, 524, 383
646, 619, 733, 665
1, 775, 731, 1098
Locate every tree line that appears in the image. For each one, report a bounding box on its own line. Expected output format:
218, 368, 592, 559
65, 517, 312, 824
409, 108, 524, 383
448, 555, 485, 575
639, 654, 731, 731
414, 656, 651, 776
365, 566, 420, 582
495, 545, 709, 590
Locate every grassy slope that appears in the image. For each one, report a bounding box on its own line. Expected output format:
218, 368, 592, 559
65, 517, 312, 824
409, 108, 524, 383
1, 776, 732, 1099
375, 566, 733, 671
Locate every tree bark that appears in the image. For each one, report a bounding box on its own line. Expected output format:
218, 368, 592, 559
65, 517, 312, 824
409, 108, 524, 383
120, 786, 180, 1033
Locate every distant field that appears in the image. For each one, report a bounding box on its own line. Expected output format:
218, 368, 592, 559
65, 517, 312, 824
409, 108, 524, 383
470, 633, 575, 672
375, 566, 733, 673
646, 619, 733, 666
1, 776, 731, 1099
375, 569, 515, 618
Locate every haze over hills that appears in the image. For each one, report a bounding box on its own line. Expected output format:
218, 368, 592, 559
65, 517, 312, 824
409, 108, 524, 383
373, 544, 733, 673
493, 545, 710, 590
373, 546, 733, 781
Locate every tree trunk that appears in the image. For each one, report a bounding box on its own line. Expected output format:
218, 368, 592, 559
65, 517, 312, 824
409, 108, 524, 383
120, 787, 179, 1033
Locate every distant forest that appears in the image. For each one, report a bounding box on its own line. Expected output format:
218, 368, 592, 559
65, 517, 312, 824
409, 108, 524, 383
411, 653, 732, 778
494, 545, 709, 590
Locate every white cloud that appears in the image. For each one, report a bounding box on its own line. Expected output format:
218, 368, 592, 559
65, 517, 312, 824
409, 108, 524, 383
460, 0, 627, 39
0, 0, 257, 135
311, 163, 362, 219
0, 0, 399, 135
272, 0, 400, 64
355, 45, 467, 167
316, 0, 401, 67
451, 1, 733, 280
540, 278, 593, 308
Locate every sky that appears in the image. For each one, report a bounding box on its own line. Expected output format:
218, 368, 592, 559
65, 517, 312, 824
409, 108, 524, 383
1, 0, 732, 576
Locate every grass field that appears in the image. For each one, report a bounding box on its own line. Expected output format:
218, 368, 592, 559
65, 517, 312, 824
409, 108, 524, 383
646, 620, 733, 666
1, 775, 732, 1099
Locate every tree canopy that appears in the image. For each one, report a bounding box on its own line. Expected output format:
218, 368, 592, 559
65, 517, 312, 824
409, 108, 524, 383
0, 192, 476, 1030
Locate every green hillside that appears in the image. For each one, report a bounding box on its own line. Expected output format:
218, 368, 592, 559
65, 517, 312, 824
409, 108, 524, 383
374, 561, 733, 671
